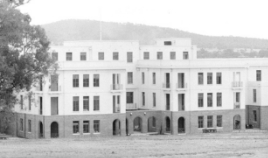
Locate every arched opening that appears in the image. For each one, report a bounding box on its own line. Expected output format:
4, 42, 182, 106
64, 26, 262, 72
113, 119, 121, 136
39, 122, 43, 138
126, 119, 128, 135
133, 117, 142, 132
166, 117, 171, 133
233, 115, 241, 130
51, 122, 59, 138
178, 117, 185, 133
148, 117, 157, 132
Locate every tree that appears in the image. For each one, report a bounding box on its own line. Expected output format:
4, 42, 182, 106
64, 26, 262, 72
0, 0, 56, 134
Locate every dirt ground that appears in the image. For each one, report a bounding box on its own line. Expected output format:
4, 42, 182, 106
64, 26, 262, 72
0, 133, 268, 158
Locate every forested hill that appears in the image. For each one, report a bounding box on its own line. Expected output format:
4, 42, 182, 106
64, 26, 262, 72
42, 19, 268, 49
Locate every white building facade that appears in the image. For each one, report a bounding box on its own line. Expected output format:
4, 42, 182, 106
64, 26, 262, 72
14, 38, 268, 138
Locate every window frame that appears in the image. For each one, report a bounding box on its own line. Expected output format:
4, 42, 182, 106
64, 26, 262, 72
113, 52, 119, 60
73, 121, 79, 134
217, 115, 222, 127
207, 73, 213, 84
80, 52, 87, 61
198, 73, 203, 85
157, 51, 163, 60
93, 96, 100, 111
207, 93, 213, 107
73, 74, 79, 88
170, 51, 176, 60
126, 92, 134, 104
144, 52, 149, 60
93, 120, 100, 133
216, 72, 222, 84
127, 52, 133, 63
73, 96, 79, 111
83, 121, 90, 133
198, 93, 204, 107
256, 70, 261, 81
207, 115, 213, 128
127, 72, 133, 84
217, 93, 222, 107
93, 74, 99, 87
98, 52, 104, 60
198, 116, 204, 128
66, 52, 72, 61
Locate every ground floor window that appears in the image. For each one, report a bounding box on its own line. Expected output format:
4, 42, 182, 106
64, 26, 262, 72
94, 120, 100, 133
217, 115, 222, 127
20, 118, 23, 131
73, 121, 79, 134
83, 121, 89, 133
28, 120, 31, 132
207, 116, 213, 128
198, 116, 203, 128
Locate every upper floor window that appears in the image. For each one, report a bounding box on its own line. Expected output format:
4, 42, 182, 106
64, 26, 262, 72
28, 95, 31, 111
164, 41, 172, 45
20, 95, 23, 110
198, 93, 203, 107
153, 93, 156, 107
80, 52, 87, 61
52, 52, 58, 61
152, 72, 156, 84
207, 93, 213, 107
98, 52, 104, 60
73, 96, 79, 111
256, 70, 261, 81
93, 96, 100, 111
198, 73, 203, 85
142, 72, 145, 84
126, 92, 134, 104
73, 74, 79, 87
253, 89, 257, 103
183, 51, 188, 59
144, 52, 149, 60
142, 92, 145, 106
235, 92, 240, 103
170, 52, 176, 60
127, 52, 133, 63
83, 74, 89, 87
217, 93, 222, 107
207, 73, 213, 84
216, 72, 222, 84
66, 52, 72, 61
157, 52, 163, 60
83, 96, 89, 111
93, 74, 99, 87
127, 72, 133, 84
113, 52, 119, 60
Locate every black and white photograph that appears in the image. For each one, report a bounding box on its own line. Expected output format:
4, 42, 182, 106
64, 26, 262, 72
0, 0, 268, 157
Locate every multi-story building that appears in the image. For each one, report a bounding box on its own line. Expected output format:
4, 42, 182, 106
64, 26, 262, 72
14, 38, 268, 139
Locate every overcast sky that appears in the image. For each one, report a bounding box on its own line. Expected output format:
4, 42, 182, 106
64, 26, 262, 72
19, 0, 268, 39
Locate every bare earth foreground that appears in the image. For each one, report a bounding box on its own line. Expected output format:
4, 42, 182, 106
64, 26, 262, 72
1, 133, 268, 158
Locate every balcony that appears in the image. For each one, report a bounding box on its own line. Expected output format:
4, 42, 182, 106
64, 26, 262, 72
234, 102, 240, 109
113, 106, 120, 113
110, 84, 123, 92
163, 83, 171, 90
232, 81, 243, 90
176, 83, 187, 91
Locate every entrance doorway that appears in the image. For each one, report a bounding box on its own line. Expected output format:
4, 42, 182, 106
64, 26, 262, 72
178, 117, 185, 133
39, 122, 43, 138
166, 117, 171, 133
148, 117, 157, 132
113, 119, 121, 135
51, 122, 59, 138
133, 117, 142, 132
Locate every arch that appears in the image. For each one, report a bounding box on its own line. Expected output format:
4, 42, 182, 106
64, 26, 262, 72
178, 117, 185, 133
51, 122, 59, 138
113, 119, 121, 136
148, 117, 157, 132
133, 117, 142, 132
39, 121, 43, 138
233, 115, 241, 130
166, 117, 171, 133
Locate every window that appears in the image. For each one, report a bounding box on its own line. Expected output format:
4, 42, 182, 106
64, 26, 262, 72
183, 51, 188, 59
28, 95, 31, 111
207, 73, 213, 84
256, 70, 261, 81
142, 72, 145, 84
216, 72, 222, 84
236, 92, 240, 103
83, 74, 89, 87
198, 73, 203, 85
207, 116, 213, 128
80, 52, 87, 61
20, 95, 23, 110
73, 121, 79, 134
94, 96, 99, 111
98, 52, 104, 60
127, 52, 133, 63
217, 115, 222, 127
170, 52, 176, 60
142, 92, 145, 106
198, 116, 203, 128
253, 89, 257, 103
127, 72, 133, 84
126, 92, 133, 104
39, 97, 43, 115
66, 52, 72, 61
157, 52, 163, 60
83, 121, 89, 133
144, 52, 149, 60
39, 76, 43, 91
217, 93, 222, 107
28, 120, 31, 132
164, 41, 172, 45
152, 72, 156, 84
198, 93, 203, 107
207, 93, 213, 107
113, 52, 119, 60
83, 96, 89, 111
73, 74, 79, 87
73, 96, 79, 111
93, 74, 99, 87
153, 93, 156, 107
93, 120, 100, 133
52, 52, 58, 61
253, 110, 257, 121
20, 118, 23, 131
